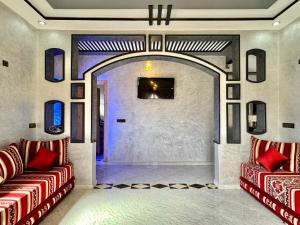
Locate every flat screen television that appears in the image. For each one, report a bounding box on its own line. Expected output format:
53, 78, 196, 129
137, 77, 174, 99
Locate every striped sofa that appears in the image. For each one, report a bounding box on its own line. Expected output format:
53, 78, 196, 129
240, 137, 300, 225
0, 138, 75, 225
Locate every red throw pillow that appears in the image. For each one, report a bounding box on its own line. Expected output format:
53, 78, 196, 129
20, 137, 69, 168
257, 145, 289, 172
27, 146, 58, 171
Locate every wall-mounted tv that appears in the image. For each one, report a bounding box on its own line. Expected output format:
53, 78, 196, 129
138, 77, 174, 99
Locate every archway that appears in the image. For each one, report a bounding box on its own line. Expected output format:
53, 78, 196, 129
86, 51, 226, 142
84, 51, 227, 186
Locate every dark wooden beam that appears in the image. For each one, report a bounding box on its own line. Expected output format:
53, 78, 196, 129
148, 5, 153, 26
165, 5, 172, 25
157, 5, 163, 25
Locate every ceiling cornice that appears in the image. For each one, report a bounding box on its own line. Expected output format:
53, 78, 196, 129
1, 0, 299, 31
24, 0, 298, 21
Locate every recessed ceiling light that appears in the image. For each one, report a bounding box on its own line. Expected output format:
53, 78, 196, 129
38, 20, 46, 26
272, 21, 280, 26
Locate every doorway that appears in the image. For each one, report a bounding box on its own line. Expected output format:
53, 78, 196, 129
96, 80, 108, 162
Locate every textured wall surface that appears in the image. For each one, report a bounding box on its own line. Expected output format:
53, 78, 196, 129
98, 60, 214, 163
0, 3, 37, 147
216, 30, 280, 186
279, 18, 300, 142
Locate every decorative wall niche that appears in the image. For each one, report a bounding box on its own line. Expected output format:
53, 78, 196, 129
227, 103, 241, 144
226, 84, 240, 100
149, 35, 163, 51
71, 83, 85, 99
44, 100, 64, 135
71, 102, 85, 143
246, 49, 266, 83
45, 48, 65, 82
247, 101, 266, 135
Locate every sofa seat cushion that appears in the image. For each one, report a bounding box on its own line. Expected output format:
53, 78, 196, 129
0, 164, 73, 225
241, 162, 300, 214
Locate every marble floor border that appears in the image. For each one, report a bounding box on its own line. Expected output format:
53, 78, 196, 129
95, 183, 218, 190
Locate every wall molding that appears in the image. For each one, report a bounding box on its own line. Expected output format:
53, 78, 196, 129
24, 0, 299, 21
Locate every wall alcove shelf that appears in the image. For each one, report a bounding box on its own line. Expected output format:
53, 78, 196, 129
44, 100, 64, 135
226, 84, 240, 100
45, 48, 65, 82
246, 101, 266, 135
246, 49, 266, 83
227, 103, 241, 144
71, 102, 85, 143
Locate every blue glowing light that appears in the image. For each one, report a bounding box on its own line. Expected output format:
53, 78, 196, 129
53, 102, 62, 126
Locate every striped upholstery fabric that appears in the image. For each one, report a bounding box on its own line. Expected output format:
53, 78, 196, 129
273, 142, 300, 173
249, 136, 275, 164
241, 162, 300, 216
0, 145, 23, 184
249, 136, 300, 172
20, 138, 69, 169
0, 164, 73, 225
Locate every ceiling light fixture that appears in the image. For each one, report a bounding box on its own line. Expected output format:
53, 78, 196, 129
38, 20, 46, 26
145, 61, 152, 71
272, 21, 280, 26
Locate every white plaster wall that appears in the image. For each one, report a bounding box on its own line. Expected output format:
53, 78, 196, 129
279, 18, 300, 142
215, 30, 280, 186
0, 3, 37, 147
35, 30, 96, 186
98, 60, 214, 163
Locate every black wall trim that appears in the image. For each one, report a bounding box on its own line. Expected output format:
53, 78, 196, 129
24, 0, 299, 21
85, 53, 227, 78
148, 5, 153, 25
165, 5, 172, 25
165, 34, 240, 81
157, 5, 162, 25
71, 34, 146, 80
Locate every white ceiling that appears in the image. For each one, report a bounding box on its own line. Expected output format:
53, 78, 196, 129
46, 0, 277, 10
0, 0, 299, 31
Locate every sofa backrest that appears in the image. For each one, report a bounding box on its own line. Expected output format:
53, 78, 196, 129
250, 136, 300, 172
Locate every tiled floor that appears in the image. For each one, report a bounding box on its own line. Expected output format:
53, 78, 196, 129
40, 165, 283, 225
94, 182, 217, 189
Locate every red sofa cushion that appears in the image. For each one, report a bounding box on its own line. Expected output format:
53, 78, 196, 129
241, 162, 300, 216
249, 136, 275, 164
20, 137, 69, 169
257, 145, 289, 172
27, 146, 58, 171
0, 164, 73, 224
250, 136, 300, 172
0, 144, 24, 184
